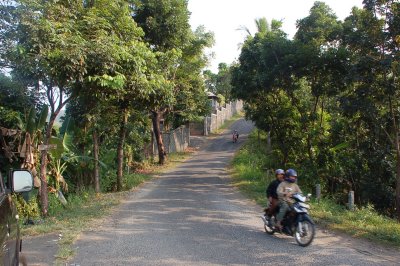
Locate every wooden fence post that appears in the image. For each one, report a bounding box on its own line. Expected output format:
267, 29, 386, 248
348, 191, 355, 211
316, 184, 321, 202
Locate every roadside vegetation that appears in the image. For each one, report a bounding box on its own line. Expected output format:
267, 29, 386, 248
0, 0, 215, 218
230, 1, 400, 222
230, 130, 400, 248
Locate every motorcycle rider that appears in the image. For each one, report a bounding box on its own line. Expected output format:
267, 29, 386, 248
232, 130, 239, 142
275, 168, 302, 231
263, 169, 285, 221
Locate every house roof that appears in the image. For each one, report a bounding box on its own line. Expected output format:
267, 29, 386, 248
207, 91, 217, 98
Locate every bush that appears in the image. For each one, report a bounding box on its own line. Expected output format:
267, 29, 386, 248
47, 192, 65, 217
101, 171, 117, 192
123, 173, 150, 190
14, 191, 41, 222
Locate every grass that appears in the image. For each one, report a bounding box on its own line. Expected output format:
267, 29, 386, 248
230, 130, 400, 248
311, 199, 400, 246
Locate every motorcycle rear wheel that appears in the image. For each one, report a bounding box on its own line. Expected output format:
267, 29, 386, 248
295, 220, 315, 247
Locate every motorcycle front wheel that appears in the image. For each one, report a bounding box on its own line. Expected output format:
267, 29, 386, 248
295, 220, 315, 247
264, 223, 275, 235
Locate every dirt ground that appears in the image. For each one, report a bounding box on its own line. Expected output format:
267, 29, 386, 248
20, 233, 60, 266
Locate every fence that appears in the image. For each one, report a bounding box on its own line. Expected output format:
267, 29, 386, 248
315, 184, 355, 211
190, 100, 243, 136
206, 100, 243, 135
149, 125, 190, 157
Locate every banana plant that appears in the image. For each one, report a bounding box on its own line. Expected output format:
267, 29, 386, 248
47, 119, 107, 199
17, 105, 48, 177
25, 105, 48, 145
49, 158, 68, 190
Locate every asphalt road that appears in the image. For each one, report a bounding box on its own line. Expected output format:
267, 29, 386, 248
69, 118, 400, 266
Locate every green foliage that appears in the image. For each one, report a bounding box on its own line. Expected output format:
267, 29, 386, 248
0, 74, 37, 122
13, 192, 41, 221
100, 171, 117, 192
37, 105, 48, 131
216, 94, 225, 106
132, 0, 191, 51
203, 70, 217, 93
169, 25, 214, 127
295, 1, 342, 45
0, 106, 22, 129
123, 173, 152, 190
312, 199, 400, 246
25, 107, 36, 136
131, 0, 214, 164
100, 171, 152, 192
231, 1, 400, 218
47, 192, 66, 217
204, 63, 235, 103
49, 137, 65, 160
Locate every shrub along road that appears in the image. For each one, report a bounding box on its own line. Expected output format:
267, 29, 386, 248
26, 118, 400, 265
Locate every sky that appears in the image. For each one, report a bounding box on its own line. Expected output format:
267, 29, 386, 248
188, 0, 364, 73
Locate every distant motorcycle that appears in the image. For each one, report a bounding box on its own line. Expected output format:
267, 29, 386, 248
262, 192, 315, 247
232, 132, 239, 143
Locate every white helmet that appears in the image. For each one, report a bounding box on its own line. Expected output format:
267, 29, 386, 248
275, 169, 285, 175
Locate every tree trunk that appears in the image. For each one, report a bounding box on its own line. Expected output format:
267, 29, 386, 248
39, 114, 57, 216
151, 110, 166, 165
117, 109, 128, 191
39, 150, 49, 216
396, 152, 400, 222
93, 129, 100, 193
150, 129, 155, 162
266, 131, 272, 154
388, 96, 400, 222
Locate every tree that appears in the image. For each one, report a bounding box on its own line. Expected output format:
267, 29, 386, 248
1, 0, 89, 215
340, 1, 400, 220
215, 63, 233, 102
0, 74, 37, 128
232, 1, 400, 219
203, 69, 218, 94
232, 8, 345, 185
76, 0, 154, 192
132, 0, 196, 164
1, 0, 152, 211
168, 25, 214, 128
289, 1, 345, 177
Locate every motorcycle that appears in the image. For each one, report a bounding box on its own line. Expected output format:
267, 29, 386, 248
232, 132, 238, 143
261, 192, 315, 247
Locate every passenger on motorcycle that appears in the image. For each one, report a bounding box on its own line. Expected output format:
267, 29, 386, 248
275, 168, 302, 231
233, 130, 239, 141
264, 169, 285, 220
